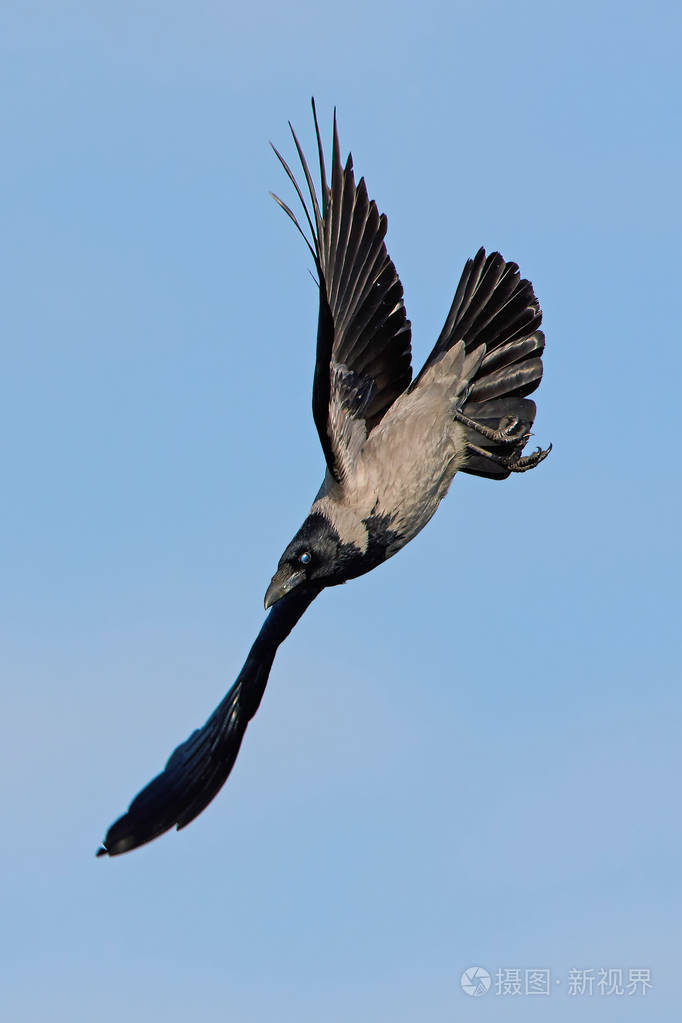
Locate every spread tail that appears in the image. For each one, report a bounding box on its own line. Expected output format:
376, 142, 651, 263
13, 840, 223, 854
416, 248, 549, 479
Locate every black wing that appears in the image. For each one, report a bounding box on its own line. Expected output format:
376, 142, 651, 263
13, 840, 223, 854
97, 588, 319, 856
271, 100, 412, 482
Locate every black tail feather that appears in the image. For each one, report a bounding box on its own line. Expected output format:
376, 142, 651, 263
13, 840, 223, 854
416, 248, 547, 480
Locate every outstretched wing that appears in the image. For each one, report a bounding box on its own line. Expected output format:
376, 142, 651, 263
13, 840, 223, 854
97, 588, 318, 856
272, 101, 412, 483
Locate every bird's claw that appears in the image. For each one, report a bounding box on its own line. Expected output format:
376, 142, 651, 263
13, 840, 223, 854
506, 443, 552, 472
454, 408, 528, 445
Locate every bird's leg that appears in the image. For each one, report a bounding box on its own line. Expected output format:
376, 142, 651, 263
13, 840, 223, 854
466, 440, 552, 473
453, 409, 527, 445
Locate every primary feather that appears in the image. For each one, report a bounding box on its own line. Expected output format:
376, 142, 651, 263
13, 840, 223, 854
272, 101, 412, 482
98, 102, 549, 857
268, 104, 549, 595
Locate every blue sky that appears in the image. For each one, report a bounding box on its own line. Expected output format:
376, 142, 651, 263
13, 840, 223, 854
2, 1, 680, 1019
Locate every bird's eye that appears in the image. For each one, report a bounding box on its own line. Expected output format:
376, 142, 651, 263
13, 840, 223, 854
299, 551, 311, 565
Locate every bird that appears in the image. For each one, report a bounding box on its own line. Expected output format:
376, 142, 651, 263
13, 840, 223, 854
97, 101, 550, 857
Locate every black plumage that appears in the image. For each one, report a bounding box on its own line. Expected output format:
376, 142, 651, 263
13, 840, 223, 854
271, 107, 412, 481
98, 102, 549, 856
98, 589, 318, 856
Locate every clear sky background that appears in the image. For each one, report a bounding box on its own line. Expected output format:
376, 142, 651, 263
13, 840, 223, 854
2, 2, 680, 1020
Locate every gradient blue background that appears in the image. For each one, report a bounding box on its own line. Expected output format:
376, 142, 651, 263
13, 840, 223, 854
2, 2, 680, 1019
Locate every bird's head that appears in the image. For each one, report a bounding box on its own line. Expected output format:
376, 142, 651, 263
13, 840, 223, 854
264, 512, 362, 609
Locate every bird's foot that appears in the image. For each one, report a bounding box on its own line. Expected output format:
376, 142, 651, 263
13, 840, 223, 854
466, 441, 552, 473
454, 409, 527, 445
507, 443, 552, 472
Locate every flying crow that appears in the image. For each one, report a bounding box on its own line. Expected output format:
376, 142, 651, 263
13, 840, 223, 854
98, 103, 549, 856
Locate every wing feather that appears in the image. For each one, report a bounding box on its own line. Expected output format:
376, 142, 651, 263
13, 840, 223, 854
272, 101, 412, 481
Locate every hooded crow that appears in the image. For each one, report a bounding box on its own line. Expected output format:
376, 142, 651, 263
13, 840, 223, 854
264, 108, 549, 607
97, 102, 549, 856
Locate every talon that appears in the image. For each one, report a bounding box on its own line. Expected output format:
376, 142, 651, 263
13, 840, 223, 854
508, 442, 552, 472
454, 409, 527, 445
466, 440, 552, 474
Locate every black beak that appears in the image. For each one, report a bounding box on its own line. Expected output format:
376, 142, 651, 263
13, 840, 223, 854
264, 566, 307, 610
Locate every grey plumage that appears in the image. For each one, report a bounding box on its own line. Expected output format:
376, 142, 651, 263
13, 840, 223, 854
265, 102, 549, 606
98, 102, 549, 856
